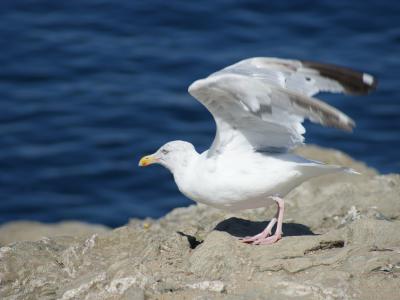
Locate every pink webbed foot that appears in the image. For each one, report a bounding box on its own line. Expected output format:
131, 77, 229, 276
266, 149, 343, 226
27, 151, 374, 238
240, 196, 284, 246
239, 217, 277, 243
251, 233, 282, 245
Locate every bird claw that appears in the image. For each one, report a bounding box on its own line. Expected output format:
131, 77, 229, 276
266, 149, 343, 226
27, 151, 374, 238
247, 234, 282, 245
239, 231, 272, 243
239, 196, 284, 246
254, 234, 282, 245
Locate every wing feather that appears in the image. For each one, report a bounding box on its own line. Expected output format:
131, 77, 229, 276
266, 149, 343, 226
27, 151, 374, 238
188, 57, 377, 154
212, 57, 377, 96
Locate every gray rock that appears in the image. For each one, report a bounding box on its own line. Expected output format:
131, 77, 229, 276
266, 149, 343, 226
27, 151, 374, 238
0, 221, 110, 247
1, 146, 399, 300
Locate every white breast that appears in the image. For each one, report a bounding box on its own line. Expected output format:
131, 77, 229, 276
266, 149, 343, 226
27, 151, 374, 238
175, 150, 305, 211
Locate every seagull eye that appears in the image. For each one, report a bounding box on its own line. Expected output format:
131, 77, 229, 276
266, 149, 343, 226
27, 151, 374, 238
161, 149, 169, 155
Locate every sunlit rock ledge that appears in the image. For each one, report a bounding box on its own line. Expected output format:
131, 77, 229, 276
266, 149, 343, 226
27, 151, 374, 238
1, 146, 399, 300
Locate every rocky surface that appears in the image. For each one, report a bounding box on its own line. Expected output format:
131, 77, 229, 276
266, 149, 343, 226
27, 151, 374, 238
1, 145, 399, 300
0, 221, 110, 247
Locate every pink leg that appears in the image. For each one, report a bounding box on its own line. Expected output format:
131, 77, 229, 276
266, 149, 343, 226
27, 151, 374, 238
240, 196, 284, 245
239, 217, 277, 242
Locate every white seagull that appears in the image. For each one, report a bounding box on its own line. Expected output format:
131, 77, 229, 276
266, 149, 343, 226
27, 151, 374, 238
139, 57, 376, 245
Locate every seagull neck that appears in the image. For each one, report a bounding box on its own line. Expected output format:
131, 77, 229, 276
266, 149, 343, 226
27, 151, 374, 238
170, 149, 198, 180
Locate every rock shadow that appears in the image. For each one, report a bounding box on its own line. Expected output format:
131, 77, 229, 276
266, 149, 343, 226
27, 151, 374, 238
176, 231, 203, 249
214, 217, 316, 238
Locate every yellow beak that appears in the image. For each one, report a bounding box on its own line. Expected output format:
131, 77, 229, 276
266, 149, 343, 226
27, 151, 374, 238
138, 154, 158, 167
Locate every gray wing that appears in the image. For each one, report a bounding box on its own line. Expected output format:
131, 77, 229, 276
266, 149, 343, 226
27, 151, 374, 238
211, 57, 377, 96
188, 57, 377, 154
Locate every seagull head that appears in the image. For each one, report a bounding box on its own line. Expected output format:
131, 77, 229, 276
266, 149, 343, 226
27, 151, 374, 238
138, 140, 197, 173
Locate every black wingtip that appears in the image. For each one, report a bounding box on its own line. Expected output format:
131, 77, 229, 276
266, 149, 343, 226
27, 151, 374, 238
302, 61, 378, 95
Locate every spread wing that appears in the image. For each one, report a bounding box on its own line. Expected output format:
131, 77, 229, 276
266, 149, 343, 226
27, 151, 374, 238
188, 57, 377, 155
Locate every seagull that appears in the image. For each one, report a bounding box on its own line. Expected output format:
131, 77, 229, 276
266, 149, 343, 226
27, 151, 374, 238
139, 57, 377, 245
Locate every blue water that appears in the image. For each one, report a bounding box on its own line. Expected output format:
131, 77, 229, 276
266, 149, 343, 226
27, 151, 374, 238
0, 1, 399, 227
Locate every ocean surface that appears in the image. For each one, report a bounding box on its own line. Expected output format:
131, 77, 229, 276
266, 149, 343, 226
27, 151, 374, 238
0, 0, 399, 227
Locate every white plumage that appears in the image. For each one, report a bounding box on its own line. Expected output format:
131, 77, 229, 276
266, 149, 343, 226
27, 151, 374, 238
139, 57, 376, 245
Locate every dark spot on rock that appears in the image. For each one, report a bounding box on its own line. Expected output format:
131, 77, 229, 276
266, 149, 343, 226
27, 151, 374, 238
177, 231, 203, 249
304, 240, 344, 254
369, 246, 394, 252
55, 260, 65, 268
